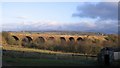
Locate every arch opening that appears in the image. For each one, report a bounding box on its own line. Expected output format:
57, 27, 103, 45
48, 37, 55, 44
36, 37, 45, 44
60, 37, 66, 44
26, 36, 32, 42
69, 37, 75, 41
77, 37, 83, 41
48, 37, 55, 40
22, 36, 32, 42
77, 37, 84, 44
12, 36, 19, 41
69, 37, 75, 44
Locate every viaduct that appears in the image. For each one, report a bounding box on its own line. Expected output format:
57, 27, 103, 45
8, 32, 107, 46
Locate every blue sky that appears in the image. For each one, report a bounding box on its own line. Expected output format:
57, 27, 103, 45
1, 2, 118, 34
2, 2, 81, 23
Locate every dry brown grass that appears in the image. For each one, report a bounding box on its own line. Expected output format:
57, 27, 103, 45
2, 45, 84, 56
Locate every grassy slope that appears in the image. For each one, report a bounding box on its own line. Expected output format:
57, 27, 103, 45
2, 45, 85, 56
2, 46, 120, 66
2, 45, 98, 66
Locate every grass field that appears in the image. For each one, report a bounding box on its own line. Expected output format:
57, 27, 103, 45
2, 45, 100, 66
2, 45, 120, 66
2, 56, 98, 66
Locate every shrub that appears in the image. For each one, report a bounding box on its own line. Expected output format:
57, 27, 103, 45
105, 34, 118, 42
91, 46, 102, 55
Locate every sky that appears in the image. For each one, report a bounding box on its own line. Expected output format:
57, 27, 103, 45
1, 1, 119, 34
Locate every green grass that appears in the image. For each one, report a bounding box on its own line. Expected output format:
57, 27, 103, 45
2, 57, 98, 66
2, 45, 99, 66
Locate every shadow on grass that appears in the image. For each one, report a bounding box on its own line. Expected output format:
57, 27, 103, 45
2, 49, 99, 66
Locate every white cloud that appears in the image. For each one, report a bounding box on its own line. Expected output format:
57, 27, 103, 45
102, 0, 119, 2
48, 21, 60, 26
16, 16, 29, 19
2, 19, 118, 34
84, 22, 96, 28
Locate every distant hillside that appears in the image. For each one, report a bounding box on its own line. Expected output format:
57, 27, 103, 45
3, 30, 106, 35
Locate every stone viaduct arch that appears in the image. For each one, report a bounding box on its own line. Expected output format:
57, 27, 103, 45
60, 37, 66, 44
22, 36, 33, 43
77, 37, 84, 44
12, 36, 19, 41
47, 37, 56, 45
9, 32, 107, 46
34, 37, 45, 44
69, 37, 75, 44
